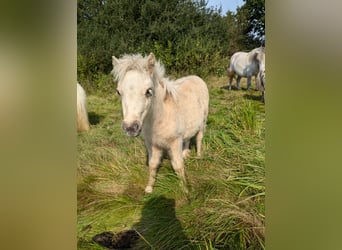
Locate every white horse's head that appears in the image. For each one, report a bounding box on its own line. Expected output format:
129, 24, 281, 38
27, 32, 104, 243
112, 53, 156, 137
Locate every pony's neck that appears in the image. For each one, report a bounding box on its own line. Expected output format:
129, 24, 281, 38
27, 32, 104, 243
154, 78, 168, 109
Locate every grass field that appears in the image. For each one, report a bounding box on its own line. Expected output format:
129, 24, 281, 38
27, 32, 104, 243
77, 76, 265, 249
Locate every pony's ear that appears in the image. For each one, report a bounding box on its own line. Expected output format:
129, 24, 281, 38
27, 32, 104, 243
112, 56, 120, 66
147, 52, 155, 74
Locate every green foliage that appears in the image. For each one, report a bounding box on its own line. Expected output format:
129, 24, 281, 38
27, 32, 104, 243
237, 0, 265, 48
77, 76, 265, 249
230, 100, 259, 133
77, 0, 265, 91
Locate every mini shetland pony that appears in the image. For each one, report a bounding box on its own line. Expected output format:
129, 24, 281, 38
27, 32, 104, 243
227, 47, 265, 91
77, 82, 90, 132
112, 53, 209, 193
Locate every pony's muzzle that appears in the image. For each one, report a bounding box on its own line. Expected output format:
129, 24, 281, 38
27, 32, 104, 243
122, 121, 141, 137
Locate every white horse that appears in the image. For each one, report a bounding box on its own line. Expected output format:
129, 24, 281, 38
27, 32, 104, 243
227, 47, 265, 90
111, 53, 209, 193
77, 82, 90, 132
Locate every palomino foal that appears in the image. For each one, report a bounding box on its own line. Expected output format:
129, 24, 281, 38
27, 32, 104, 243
112, 53, 209, 193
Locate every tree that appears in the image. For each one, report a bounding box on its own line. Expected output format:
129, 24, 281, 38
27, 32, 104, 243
77, 0, 265, 81
77, 0, 233, 81
236, 0, 265, 48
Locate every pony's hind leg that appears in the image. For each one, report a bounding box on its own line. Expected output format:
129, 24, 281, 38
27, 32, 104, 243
228, 76, 233, 90
169, 139, 188, 194
227, 70, 235, 90
195, 130, 204, 157
236, 76, 242, 89
182, 140, 190, 158
145, 146, 163, 193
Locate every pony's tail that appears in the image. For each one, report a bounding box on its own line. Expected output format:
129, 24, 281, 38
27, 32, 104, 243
227, 63, 235, 78
77, 83, 90, 132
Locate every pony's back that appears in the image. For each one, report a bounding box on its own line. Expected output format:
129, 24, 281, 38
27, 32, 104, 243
173, 75, 209, 140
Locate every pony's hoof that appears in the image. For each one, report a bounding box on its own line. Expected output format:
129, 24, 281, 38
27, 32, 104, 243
145, 186, 153, 193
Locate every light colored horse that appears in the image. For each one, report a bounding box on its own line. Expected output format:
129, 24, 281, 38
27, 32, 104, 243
77, 82, 90, 132
112, 53, 209, 193
227, 47, 265, 90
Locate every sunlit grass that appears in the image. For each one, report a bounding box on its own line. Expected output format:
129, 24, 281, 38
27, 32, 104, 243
77, 76, 265, 249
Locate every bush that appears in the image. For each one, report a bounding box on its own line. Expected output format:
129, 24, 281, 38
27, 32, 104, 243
77, 0, 232, 91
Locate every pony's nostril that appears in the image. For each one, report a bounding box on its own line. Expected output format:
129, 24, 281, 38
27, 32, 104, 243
132, 122, 139, 131
122, 121, 141, 136
121, 122, 128, 131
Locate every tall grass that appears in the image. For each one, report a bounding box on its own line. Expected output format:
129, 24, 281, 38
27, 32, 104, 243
77, 76, 265, 249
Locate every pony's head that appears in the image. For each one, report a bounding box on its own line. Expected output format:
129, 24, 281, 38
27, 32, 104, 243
112, 53, 174, 137
112, 53, 156, 137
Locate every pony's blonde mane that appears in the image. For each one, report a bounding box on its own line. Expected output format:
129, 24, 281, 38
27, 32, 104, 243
112, 54, 177, 100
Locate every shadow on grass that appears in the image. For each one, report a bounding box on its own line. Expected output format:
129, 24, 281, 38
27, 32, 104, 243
93, 195, 189, 249
220, 85, 241, 91
243, 93, 263, 102
88, 112, 105, 125
221, 85, 260, 91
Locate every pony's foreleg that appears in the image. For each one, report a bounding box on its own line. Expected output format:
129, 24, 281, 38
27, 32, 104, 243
145, 146, 163, 193
169, 139, 188, 193
255, 75, 260, 91
246, 76, 252, 90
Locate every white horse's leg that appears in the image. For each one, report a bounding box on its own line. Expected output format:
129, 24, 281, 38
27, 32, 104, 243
182, 140, 190, 158
247, 76, 251, 90
145, 146, 163, 193
255, 75, 259, 91
169, 139, 188, 193
195, 130, 203, 157
236, 76, 242, 89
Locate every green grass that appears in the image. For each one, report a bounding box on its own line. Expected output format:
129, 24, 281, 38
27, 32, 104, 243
78, 76, 265, 249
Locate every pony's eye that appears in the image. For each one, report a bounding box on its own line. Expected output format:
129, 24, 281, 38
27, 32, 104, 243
116, 89, 121, 96
145, 88, 153, 97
